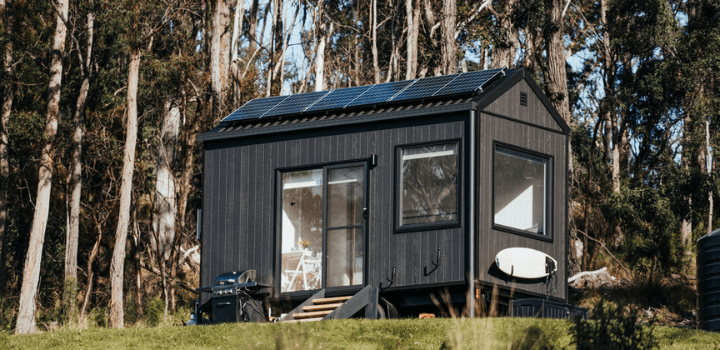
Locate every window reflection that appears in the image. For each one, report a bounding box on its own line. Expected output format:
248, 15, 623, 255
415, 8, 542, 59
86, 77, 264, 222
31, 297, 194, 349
493, 145, 548, 234
280, 169, 323, 292
399, 143, 459, 227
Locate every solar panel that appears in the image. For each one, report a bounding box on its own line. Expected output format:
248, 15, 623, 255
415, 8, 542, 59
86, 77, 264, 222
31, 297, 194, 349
432, 68, 504, 97
389, 74, 461, 101
220, 68, 506, 123
222, 95, 289, 122
304, 85, 374, 112
344, 79, 416, 108
261, 90, 329, 117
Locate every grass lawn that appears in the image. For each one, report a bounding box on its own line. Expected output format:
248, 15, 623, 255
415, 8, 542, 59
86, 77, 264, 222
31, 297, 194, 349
1, 318, 718, 350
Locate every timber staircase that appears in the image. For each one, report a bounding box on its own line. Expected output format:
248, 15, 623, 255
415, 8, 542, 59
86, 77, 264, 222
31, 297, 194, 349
279, 286, 379, 322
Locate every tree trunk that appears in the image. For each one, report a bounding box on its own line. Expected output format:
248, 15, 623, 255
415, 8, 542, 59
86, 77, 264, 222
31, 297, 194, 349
65, 10, 94, 318
109, 48, 141, 329
169, 95, 204, 311
230, 0, 245, 108
152, 99, 179, 261
708, 119, 714, 233
441, 0, 456, 74
248, 0, 259, 50
132, 210, 143, 316
152, 99, 180, 319
371, 0, 379, 84
405, 0, 419, 80
0, 0, 14, 302
543, 0, 571, 124
79, 213, 106, 323
211, 0, 232, 113
680, 112, 693, 251
314, 0, 333, 92
491, 0, 517, 68
15, 0, 68, 334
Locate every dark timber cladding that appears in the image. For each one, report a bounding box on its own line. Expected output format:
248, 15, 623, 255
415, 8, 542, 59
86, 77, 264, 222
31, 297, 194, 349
200, 113, 469, 301
476, 74, 569, 300
199, 67, 571, 307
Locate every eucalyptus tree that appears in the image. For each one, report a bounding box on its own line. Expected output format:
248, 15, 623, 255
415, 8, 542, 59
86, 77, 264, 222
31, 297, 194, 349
16, 0, 69, 334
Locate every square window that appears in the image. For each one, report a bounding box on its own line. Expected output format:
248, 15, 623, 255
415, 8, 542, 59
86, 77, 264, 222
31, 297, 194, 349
397, 142, 460, 230
493, 144, 550, 236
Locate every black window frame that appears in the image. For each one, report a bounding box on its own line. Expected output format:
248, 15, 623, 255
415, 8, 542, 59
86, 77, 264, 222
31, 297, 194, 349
394, 139, 462, 233
491, 141, 553, 242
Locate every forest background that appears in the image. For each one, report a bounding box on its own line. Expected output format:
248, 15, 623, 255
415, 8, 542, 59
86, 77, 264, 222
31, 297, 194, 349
0, 0, 717, 334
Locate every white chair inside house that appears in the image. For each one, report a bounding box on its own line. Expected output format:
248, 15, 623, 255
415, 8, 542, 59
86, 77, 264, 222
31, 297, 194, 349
282, 250, 322, 292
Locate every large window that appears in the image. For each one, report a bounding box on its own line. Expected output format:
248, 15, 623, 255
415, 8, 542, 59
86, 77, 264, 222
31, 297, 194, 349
493, 144, 550, 237
279, 164, 366, 293
397, 141, 460, 231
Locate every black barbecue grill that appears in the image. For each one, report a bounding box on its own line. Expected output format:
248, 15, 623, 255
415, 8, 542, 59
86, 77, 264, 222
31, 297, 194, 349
194, 270, 270, 324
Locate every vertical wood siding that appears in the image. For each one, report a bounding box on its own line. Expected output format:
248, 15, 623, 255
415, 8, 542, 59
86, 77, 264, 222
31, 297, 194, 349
483, 80, 565, 133
201, 114, 468, 300
477, 112, 567, 300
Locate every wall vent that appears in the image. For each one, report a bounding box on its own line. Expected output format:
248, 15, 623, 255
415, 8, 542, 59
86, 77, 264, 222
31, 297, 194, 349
520, 92, 528, 106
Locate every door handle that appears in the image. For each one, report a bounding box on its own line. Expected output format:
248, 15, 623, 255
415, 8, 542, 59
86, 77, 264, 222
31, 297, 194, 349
363, 207, 368, 220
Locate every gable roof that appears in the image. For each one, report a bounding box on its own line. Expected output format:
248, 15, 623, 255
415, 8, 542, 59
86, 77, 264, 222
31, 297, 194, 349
200, 68, 570, 141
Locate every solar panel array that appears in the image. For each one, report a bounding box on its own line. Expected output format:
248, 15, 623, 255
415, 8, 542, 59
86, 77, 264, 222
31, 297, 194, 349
221, 68, 505, 123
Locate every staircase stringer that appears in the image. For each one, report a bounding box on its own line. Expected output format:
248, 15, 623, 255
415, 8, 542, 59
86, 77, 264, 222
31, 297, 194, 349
279, 289, 326, 322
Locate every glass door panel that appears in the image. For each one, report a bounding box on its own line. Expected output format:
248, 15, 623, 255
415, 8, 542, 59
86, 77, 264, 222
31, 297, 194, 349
326, 228, 364, 287
278, 163, 366, 293
280, 169, 324, 293
327, 166, 365, 228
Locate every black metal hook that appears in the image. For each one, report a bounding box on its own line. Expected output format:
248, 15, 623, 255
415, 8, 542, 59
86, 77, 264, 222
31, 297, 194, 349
432, 245, 441, 266
386, 263, 396, 283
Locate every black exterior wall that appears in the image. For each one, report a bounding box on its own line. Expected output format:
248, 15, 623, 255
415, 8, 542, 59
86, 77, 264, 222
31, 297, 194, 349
201, 113, 469, 304
474, 77, 568, 301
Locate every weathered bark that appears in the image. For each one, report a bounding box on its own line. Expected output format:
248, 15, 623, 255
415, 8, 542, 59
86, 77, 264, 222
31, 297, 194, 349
371, 0, 379, 84
152, 99, 180, 261
230, 0, 245, 107
15, 0, 68, 334
65, 10, 94, 315
423, 0, 438, 47
523, 27, 541, 72
405, 0, 419, 80
109, 48, 141, 329
0, 0, 14, 301
248, 0, 259, 50
441, 0, 456, 74
489, 0, 518, 68
543, 0, 571, 124
210, 0, 232, 113
314, 0, 333, 92
152, 99, 180, 319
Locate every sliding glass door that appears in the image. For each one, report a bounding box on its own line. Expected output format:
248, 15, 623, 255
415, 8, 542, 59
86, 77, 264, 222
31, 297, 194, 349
279, 163, 367, 293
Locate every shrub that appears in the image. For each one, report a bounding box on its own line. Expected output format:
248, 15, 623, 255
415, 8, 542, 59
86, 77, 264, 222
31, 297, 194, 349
571, 299, 658, 350
145, 297, 165, 327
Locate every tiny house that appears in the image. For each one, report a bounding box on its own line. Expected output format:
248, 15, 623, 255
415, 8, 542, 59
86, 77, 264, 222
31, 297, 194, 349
197, 68, 570, 319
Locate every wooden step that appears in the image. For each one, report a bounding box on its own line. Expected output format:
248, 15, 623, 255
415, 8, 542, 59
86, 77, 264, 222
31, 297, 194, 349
303, 303, 343, 312
312, 296, 352, 304
282, 317, 325, 323
294, 310, 333, 319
